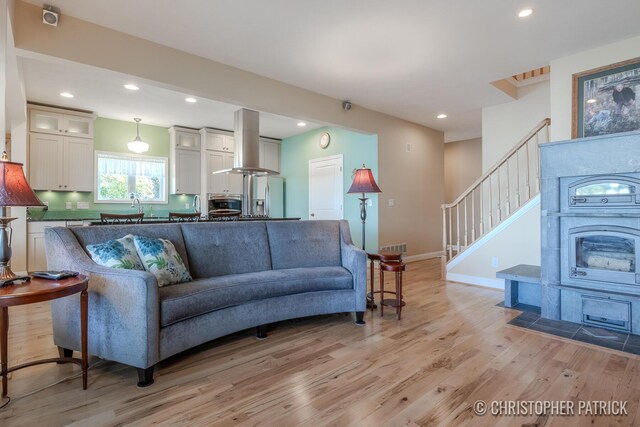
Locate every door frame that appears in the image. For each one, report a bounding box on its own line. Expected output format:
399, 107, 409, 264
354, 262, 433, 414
308, 154, 344, 220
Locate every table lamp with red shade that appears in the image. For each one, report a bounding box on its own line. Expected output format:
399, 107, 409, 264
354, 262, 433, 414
347, 164, 382, 251
0, 152, 45, 286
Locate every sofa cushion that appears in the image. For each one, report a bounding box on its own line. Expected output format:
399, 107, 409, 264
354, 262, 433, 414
86, 234, 145, 271
158, 266, 353, 326
133, 235, 192, 286
70, 223, 190, 271
180, 222, 271, 278
266, 221, 342, 270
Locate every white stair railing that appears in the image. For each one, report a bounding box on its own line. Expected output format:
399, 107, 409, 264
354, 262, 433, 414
442, 118, 550, 262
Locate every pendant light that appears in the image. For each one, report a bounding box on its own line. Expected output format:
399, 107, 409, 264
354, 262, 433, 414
128, 118, 149, 153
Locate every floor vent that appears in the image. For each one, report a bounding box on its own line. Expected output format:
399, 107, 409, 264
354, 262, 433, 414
379, 243, 407, 253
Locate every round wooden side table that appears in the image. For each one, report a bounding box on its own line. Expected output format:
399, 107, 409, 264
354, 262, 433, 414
379, 262, 406, 320
367, 251, 402, 310
0, 275, 89, 406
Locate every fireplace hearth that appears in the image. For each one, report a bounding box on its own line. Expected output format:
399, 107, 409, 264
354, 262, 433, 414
540, 131, 640, 335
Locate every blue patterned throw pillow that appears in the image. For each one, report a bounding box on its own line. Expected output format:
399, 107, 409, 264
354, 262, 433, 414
133, 235, 192, 287
86, 234, 145, 271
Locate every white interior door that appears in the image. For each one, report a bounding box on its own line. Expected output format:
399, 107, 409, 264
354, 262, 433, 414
309, 155, 343, 220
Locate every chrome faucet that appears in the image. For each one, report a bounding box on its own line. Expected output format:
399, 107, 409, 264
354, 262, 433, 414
130, 193, 142, 213
193, 194, 201, 213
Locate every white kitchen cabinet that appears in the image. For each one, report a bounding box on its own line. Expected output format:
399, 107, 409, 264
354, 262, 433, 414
203, 131, 234, 152
64, 137, 94, 191
29, 133, 64, 191
207, 150, 226, 194
29, 133, 94, 191
225, 152, 243, 194
29, 108, 94, 138
259, 139, 280, 172
27, 221, 66, 272
173, 149, 201, 194
169, 127, 202, 195
206, 151, 242, 195
28, 105, 95, 192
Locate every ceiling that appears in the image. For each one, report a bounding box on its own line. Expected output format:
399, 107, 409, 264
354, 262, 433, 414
21, 57, 323, 139
21, 0, 640, 141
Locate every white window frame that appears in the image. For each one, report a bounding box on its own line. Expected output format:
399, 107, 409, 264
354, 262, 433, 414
94, 151, 169, 204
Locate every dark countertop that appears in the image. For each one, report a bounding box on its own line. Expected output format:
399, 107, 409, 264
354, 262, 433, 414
84, 217, 301, 225
27, 209, 300, 224
27, 209, 195, 222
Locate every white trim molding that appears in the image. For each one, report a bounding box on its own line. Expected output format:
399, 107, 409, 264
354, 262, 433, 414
404, 251, 443, 263
446, 273, 504, 289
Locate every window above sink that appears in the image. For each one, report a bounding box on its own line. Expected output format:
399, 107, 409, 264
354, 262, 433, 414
95, 151, 168, 204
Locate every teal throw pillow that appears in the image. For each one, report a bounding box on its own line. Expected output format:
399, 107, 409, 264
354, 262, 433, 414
133, 235, 192, 286
86, 234, 145, 271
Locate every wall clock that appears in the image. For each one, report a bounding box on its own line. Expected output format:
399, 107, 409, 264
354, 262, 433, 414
319, 132, 331, 149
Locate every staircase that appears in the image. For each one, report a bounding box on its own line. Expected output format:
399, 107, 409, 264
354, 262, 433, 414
441, 118, 551, 267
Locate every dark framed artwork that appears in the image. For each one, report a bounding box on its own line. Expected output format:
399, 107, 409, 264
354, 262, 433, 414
572, 57, 640, 138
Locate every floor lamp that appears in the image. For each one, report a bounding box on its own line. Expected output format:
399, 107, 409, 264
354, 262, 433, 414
347, 164, 382, 251
0, 152, 45, 286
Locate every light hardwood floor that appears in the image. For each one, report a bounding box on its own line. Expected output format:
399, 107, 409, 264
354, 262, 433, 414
1, 258, 639, 426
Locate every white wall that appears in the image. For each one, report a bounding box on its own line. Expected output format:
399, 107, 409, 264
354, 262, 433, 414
550, 35, 640, 142
447, 197, 540, 288
482, 80, 550, 171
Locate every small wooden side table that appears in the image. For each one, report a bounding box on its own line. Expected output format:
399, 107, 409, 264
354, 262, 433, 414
379, 262, 406, 320
0, 275, 89, 405
367, 252, 402, 310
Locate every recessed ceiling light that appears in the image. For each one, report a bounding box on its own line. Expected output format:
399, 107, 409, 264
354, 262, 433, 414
124, 84, 139, 91
60, 92, 74, 98
437, 114, 447, 119
518, 8, 533, 18
185, 97, 197, 103
586, 98, 597, 104
297, 121, 307, 127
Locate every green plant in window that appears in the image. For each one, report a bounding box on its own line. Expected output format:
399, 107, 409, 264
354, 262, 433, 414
99, 173, 128, 200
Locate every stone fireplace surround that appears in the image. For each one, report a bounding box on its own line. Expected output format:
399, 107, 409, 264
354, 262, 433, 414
540, 131, 640, 335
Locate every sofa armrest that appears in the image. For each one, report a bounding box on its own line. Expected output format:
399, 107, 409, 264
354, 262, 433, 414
339, 221, 367, 311
45, 227, 160, 369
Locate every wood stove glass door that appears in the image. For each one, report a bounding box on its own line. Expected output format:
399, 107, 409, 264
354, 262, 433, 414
570, 228, 639, 285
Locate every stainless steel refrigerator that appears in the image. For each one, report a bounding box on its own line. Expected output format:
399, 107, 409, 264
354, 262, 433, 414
254, 176, 285, 218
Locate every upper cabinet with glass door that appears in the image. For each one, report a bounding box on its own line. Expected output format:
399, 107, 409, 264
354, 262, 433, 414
29, 105, 95, 139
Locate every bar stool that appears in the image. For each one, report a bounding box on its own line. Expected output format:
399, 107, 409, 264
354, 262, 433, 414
367, 252, 402, 310
379, 261, 406, 320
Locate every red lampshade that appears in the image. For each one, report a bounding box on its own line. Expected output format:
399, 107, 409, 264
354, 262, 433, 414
347, 164, 382, 194
0, 161, 45, 207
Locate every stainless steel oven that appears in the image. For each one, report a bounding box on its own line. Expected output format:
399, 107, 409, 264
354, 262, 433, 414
208, 195, 242, 217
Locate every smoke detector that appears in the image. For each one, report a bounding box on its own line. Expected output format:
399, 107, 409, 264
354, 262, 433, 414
42, 4, 60, 26
342, 101, 352, 111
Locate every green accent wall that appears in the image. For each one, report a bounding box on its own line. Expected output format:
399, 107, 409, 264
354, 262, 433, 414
35, 117, 193, 214
281, 127, 379, 252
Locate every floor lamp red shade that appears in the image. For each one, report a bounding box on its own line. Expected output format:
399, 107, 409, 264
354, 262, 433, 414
0, 154, 45, 285
347, 164, 381, 251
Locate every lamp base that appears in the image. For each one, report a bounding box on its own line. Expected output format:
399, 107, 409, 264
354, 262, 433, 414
0, 264, 31, 287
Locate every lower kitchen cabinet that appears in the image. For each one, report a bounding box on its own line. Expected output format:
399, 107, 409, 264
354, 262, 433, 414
27, 221, 66, 272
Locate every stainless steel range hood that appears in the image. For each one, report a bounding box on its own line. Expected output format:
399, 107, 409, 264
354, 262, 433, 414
212, 108, 279, 216
213, 108, 279, 176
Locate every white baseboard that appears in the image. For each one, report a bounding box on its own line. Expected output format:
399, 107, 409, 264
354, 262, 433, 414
404, 251, 443, 263
446, 273, 504, 289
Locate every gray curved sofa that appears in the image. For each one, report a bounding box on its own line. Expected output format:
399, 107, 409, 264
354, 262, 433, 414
45, 220, 366, 386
